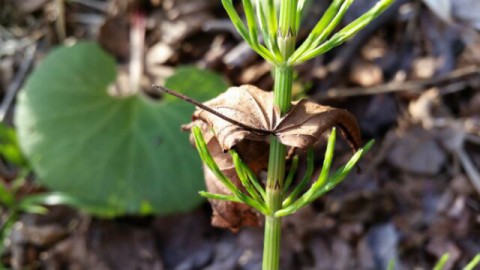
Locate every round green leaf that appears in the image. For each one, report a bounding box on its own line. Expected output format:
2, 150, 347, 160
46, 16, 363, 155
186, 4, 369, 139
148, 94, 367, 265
15, 42, 228, 216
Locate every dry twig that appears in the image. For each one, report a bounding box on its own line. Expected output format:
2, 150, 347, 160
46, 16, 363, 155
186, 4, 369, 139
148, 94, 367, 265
315, 65, 480, 100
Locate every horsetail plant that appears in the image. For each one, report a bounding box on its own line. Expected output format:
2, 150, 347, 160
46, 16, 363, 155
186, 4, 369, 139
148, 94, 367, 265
155, 0, 393, 269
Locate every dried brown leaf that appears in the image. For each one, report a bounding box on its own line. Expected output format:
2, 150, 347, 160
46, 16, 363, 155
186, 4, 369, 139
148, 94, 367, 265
192, 84, 362, 152
193, 84, 279, 150
277, 99, 361, 151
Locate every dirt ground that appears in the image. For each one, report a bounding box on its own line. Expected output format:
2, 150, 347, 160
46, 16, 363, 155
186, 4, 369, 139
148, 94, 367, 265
1, 0, 480, 269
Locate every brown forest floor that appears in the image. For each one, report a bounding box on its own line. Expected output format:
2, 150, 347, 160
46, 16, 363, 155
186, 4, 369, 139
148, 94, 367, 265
1, 0, 480, 269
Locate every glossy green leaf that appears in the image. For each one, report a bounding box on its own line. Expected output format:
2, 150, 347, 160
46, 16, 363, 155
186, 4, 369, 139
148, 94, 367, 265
15, 42, 227, 216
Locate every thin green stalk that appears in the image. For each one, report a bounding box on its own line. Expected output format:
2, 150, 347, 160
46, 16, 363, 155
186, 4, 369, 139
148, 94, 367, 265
222, 0, 250, 40
256, 1, 282, 61
279, 0, 298, 36
263, 212, 282, 269
263, 9, 296, 266
263, 138, 286, 270
265, 0, 278, 36
296, 0, 307, 30
262, 68, 295, 270
283, 155, 299, 193
231, 150, 264, 203
241, 159, 267, 200
387, 259, 395, 270
273, 67, 294, 112
222, 0, 274, 62
464, 254, 480, 270
433, 254, 450, 270
282, 149, 314, 207
312, 128, 337, 190
243, 0, 259, 46
198, 191, 242, 203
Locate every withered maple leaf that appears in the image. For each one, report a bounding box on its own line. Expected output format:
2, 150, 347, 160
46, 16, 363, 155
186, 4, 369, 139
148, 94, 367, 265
192, 84, 362, 152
